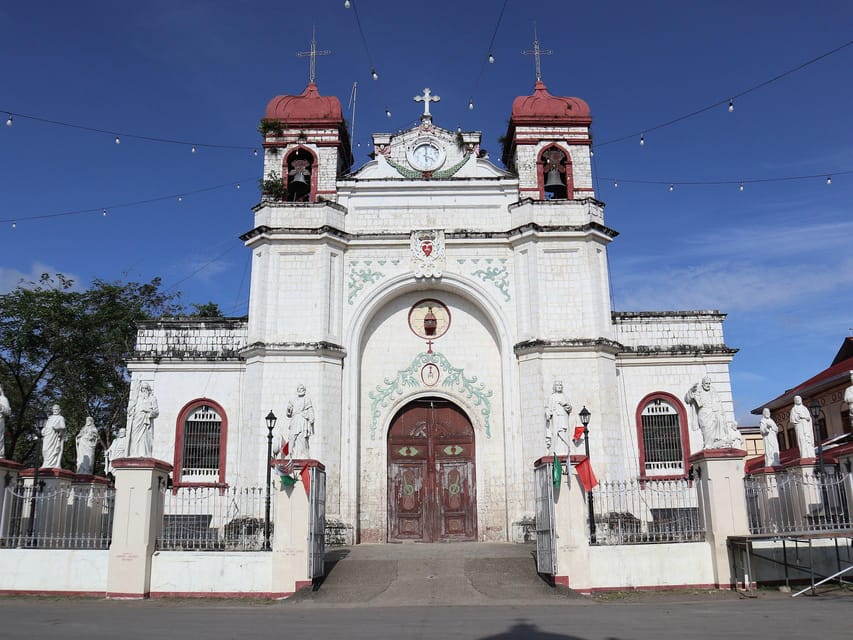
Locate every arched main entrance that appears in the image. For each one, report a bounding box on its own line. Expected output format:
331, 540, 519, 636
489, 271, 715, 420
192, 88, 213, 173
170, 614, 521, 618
387, 399, 477, 542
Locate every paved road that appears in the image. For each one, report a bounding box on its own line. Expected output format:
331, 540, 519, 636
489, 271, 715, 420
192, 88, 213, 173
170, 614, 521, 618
0, 592, 850, 640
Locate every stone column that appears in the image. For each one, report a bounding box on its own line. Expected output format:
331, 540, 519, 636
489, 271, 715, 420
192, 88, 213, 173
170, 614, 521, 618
534, 455, 592, 592
270, 460, 324, 596
689, 448, 749, 588
106, 458, 172, 598
0, 459, 23, 538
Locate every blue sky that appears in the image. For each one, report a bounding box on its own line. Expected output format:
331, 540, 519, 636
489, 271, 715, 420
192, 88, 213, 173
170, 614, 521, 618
1, 1, 851, 425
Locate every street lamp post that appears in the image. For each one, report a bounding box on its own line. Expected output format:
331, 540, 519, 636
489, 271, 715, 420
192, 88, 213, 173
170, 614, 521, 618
263, 410, 277, 551
808, 399, 831, 521
28, 410, 48, 540
579, 406, 596, 544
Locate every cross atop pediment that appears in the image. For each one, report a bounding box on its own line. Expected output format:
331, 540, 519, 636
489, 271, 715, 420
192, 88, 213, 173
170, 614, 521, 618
414, 88, 441, 121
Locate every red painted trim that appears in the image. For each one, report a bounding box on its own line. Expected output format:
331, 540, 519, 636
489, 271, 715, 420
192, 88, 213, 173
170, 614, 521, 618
150, 591, 293, 599
688, 449, 747, 463
71, 474, 111, 485
173, 398, 228, 486
552, 575, 570, 587
111, 458, 173, 472
782, 457, 818, 468
0, 459, 24, 470
294, 580, 313, 591
635, 392, 690, 480
585, 582, 720, 594
0, 589, 106, 597
19, 467, 77, 479
106, 591, 149, 599
536, 144, 574, 200
270, 458, 326, 471
283, 146, 319, 203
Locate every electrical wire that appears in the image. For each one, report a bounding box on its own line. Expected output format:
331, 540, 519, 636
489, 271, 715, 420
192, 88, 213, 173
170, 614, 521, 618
0, 179, 253, 224
600, 169, 852, 187
1, 110, 256, 152
596, 38, 853, 148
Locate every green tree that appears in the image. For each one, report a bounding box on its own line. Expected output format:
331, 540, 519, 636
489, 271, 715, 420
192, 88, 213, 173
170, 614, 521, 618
189, 301, 224, 317
0, 274, 181, 470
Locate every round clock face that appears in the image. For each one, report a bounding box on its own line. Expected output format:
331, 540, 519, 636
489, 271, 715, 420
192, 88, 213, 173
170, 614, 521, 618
408, 141, 445, 171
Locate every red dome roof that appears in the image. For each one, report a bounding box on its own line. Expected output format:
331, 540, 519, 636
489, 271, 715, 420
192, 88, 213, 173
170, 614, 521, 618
264, 82, 343, 125
510, 81, 591, 125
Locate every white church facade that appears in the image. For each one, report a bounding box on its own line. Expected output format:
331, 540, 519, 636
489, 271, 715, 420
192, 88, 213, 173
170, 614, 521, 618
128, 78, 738, 544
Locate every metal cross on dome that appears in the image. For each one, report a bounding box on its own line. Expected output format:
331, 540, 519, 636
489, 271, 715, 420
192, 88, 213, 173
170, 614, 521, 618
414, 88, 441, 121
521, 25, 552, 82
296, 26, 331, 83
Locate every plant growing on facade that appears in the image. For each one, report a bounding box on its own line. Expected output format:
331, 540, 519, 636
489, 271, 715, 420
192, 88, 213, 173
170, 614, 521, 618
259, 171, 287, 200
257, 118, 283, 137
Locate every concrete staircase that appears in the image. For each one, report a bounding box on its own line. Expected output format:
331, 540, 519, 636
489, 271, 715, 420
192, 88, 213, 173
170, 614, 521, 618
283, 542, 581, 607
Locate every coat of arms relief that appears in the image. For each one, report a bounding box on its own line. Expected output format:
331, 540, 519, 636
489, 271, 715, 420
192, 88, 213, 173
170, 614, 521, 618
411, 230, 445, 278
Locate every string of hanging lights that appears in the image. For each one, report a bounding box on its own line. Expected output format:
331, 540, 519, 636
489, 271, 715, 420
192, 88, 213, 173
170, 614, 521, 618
603, 170, 849, 191
0, 179, 251, 226
596, 38, 853, 149
462, 0, 510, 117
2, 110, 258, 155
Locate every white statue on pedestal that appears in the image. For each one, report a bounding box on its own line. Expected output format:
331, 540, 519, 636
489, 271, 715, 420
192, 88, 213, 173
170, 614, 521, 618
545, 380, 572, 455
42, 404, 67, 468
105, 427, 128, 475
128, 383, 159, 458
75, 416, 99, 475
685, 377, 740, 449
0, 384, 11, 459
759, 408, 780, 467
844, 384, 853, 431
287, 384, 315, 459
789, 395, 814, 459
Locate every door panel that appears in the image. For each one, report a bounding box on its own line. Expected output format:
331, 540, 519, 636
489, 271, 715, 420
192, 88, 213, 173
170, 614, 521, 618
388, 400, 477, 542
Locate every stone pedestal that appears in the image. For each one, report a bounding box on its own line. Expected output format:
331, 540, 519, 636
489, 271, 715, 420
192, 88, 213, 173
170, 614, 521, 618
0, 459, 24, 537
106, 458, 172, 598
71, 474, 113, 543
689, 448, 749, 588
534, 455, 591, 591
270, 459, 324, 596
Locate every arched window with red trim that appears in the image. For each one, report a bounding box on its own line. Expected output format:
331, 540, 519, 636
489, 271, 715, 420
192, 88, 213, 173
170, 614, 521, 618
636, 392, 690, 479
284, 146, 317, 202
174, 399, 228, 487
538, 144, 573, 200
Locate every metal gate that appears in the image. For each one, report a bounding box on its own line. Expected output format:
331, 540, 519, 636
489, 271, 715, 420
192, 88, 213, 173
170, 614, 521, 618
534, 461, 557, 575
307, 465, 326, 579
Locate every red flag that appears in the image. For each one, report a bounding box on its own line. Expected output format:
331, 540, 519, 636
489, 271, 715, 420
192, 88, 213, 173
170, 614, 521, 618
300, 465, 311, 496
572, 426, 585, 441
282, 441, 289, 457
576, 457, 598, 492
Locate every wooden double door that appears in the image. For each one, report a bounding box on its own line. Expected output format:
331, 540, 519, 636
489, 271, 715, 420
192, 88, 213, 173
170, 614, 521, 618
387, 399, 477, 542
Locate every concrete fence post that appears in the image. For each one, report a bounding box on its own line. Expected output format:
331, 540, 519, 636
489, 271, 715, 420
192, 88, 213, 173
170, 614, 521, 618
0, 459, 23, 538
689, 448, 749, 588
106, 458, 172, 599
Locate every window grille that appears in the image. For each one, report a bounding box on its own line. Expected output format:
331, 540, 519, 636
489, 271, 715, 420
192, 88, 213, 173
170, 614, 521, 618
641, 399, 684, 475
181, 405, 222, 479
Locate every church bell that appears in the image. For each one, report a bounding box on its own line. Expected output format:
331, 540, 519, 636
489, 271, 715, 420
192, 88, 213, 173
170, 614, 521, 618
544, 168, 566, 198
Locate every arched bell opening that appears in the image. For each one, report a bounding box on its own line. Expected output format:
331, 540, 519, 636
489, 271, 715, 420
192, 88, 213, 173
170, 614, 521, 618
538, 145, 573, 200
284, 146, 316, 202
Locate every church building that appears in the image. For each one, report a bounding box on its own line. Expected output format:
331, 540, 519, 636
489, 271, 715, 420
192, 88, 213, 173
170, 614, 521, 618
128, 70, 739, 544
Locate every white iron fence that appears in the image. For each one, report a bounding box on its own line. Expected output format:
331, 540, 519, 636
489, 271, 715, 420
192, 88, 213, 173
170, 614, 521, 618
591, 479, 705, 545
157, 485, 273, 551
0, 484, 115, 549
745, 470, 852, 535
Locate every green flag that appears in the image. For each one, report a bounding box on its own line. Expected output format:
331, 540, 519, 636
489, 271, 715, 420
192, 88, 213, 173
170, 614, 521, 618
552, 452, 562, 489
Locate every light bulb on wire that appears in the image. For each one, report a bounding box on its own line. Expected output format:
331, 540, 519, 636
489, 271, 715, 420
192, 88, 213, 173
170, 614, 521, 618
488, 53, 495, 64
5, 114, 11, 127
253, 149, 258, 157
114, 136, 121, 145
11, 221, 16, 229
613, 180, 618, 188
191, 146, 196, 153
728, 98, 734, 113
639, 133, 645, 146
738, 182, 744, 192
344, 0, 350, 7
371, 68, 379, 81
178, 195, 183, 202
826, 175, 832, 185
102, 209, 107, 217
385, 108, 391, 118
468, 98, 474, 110
668, 184, 674, 192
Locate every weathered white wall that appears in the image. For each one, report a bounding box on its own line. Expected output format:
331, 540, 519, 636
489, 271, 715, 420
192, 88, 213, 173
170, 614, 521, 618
0, 549, 108, 593
150, 552, 274, 596
587, 543, 715, 591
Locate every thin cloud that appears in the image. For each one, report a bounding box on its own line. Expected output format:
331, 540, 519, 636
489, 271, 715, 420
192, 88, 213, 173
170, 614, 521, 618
0, 263, 84, 294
